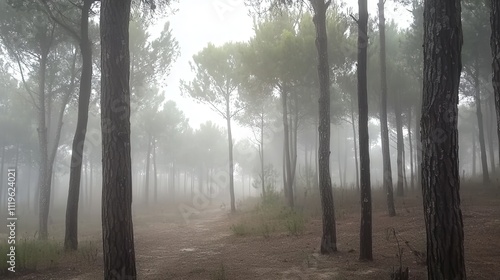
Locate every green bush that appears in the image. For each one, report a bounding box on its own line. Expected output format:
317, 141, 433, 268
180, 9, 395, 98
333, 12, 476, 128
0, 238, 62, 275
284, 210, 305, 236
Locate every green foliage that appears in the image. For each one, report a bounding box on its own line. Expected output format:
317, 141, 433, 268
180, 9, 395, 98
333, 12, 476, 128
230, 190, 307, 238
181, 42, 245, 119
283, 210, 305, 236
0, 239, 62, 275
129, 18, 179, 108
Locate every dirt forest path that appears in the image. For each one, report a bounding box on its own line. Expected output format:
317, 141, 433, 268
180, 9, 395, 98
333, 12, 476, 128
16, 207, 234, 280
14, 190, 500, 280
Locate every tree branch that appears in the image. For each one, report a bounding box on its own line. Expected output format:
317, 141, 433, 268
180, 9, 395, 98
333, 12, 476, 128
39, 0, 81, 42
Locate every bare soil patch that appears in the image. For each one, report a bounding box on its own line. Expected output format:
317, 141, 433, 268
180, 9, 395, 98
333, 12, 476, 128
4, 187, 500, 280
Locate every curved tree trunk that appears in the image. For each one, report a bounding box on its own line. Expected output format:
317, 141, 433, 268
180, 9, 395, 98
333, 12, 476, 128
378, 0, 396, 216
486, 99, 495, 171
311, 0, 337, 254
64, 0, 94, 251
358, 0, 373, 261
421, 0, 466, 278
100, 0, 136, 278
473, 61, 490, 184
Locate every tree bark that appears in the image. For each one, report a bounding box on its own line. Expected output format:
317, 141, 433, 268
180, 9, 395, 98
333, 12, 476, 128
395, 102, 405, 196
337, 148, 343, 187
144, 133, 152, 204
472, 132, 477, 176
358, 0, 373, 261
408, 107, 414, 190
350, 97, 360, 191
281, 86, 294, 208
41, 46, 72, 240
64, 0, 94, 251
378, 0, 396, 216
415, 89, 423, 188
486, 98, 495, 170
89, 156, 93, 209
421, 0, 466, 278
491, 0, 500, 170
473, 61, 490, 184
260, 112, 265, 198
37, 49, 50, 241
311, 0, 337, 254
100, 0, 136, 278
152, 137, 158, 203
226, 97, 236, 213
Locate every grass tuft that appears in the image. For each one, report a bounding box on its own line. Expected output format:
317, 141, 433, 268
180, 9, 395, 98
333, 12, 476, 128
0, 238, 62, 275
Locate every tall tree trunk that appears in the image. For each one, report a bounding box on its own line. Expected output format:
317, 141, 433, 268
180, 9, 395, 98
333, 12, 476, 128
281, 86, 294, 208
291, 93, 299, 199
144, 133, 152, 204
395, 103, 405, 196
421, 0, 466, 278
343, 148, 347, 188
282, 142, 288, 197
100, 0, 136, 278
472, 132, 477, 176
337, 148, 343, 187
64, 0, 94, 251
260, 112, 265, 198
314, 115, 319, 187
358, 0, 373, 261
487, 98, 496, 170
491, 0, 500, 170
415, 89, 423, 188
378, 0, 396, 216
27, 151, 32, 212
226, 98, 236, 213
183, 170, 187, 197
473, 61, 490, 184
152, 138, 158, 203
45, 54, 73, 208
89, 156, 93, 209
408, 108, 415, 190
172, 161, 176, 202
350, 98, 360, 191
38, 49, 50, 241
305, 142, 310, 190
311, 0, 337, 254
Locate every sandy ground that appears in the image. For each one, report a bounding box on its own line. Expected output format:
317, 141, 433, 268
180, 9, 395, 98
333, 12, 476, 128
3, 188, 500, 280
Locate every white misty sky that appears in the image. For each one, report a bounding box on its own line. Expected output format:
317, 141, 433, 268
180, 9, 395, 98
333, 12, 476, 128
154, 0, 412, 138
